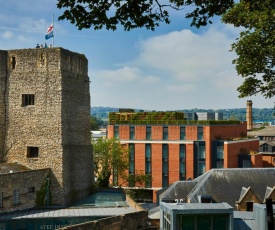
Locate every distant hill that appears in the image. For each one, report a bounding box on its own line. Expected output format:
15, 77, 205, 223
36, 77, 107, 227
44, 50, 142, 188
91, 106, 275, 122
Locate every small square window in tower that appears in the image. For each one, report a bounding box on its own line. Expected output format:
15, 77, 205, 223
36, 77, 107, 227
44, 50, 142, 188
22, 94, 35, 106
27, 147, 39, 158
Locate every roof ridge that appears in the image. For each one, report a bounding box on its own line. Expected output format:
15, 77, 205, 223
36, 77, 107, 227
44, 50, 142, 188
187, 169, 214, 202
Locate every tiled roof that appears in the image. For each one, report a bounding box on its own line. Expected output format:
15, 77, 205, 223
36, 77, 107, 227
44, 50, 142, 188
160, 168, 275, 209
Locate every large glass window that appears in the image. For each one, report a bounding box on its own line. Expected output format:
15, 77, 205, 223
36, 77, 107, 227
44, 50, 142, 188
146, 126, 151, 140
162, 144, 169, 187
197, 215, 211, 229
180, 127, 186, 140
198, 127, 204, 140
194, 142, 206, 177
217, 146, 224, 159
145, 144, 152, 187
130, 126, 135, 139
198, 162, 206, 175
212, 142, 224, 169
129, 144, 135, 187
179, 144, 186, 180
179, 214, 228, 230
163, 126, 168, 140
163, 212, 171, 230
114, 126, 119, 138
198, 146, 205, 160
217, 145, 224, 168
180, 216, 195, 230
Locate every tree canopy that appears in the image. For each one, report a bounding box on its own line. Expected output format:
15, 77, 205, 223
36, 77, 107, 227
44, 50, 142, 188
57, 0, 275, 101
222, 0, 275, 99
57, 0, 234, 31
93, 137, 150, 188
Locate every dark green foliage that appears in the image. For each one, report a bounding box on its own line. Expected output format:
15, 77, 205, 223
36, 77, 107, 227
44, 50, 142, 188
57, 0, 234, 31
35, 177, 51, 206
222, 0, 275, 99
90, 115, 105, 130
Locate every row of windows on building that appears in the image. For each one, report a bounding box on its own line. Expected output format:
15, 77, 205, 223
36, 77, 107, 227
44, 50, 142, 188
115, 143, 225, 188
114, 126, 204, 140
0, 187, 35, 208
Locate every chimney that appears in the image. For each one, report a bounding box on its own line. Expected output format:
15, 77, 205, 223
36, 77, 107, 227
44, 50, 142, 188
246, 100, 253, 131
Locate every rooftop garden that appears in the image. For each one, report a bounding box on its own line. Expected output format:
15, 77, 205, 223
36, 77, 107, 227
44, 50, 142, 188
108, 112, 242, 125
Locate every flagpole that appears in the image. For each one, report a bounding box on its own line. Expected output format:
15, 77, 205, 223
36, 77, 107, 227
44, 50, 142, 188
52, 14, 54, 47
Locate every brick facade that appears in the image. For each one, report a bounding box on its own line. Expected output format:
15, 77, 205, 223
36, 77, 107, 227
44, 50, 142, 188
108, 122, 260, 202
0, 48, 93, 206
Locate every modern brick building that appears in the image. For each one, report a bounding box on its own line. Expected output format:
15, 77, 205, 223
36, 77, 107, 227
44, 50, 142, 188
0, 48, 93, 207
107, 110, 259, 202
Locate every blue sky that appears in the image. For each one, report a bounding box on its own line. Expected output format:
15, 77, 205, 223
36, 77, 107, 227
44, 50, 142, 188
1, 0, 274, 110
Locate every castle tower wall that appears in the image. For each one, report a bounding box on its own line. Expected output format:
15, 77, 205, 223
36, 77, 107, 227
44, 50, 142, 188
0, 51, 7, 161
246, 100, 253, 131
4, 48, 93, 205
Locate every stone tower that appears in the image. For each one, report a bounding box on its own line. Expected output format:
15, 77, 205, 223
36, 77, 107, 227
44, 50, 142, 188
246, 100, 253, 131
0, 48, 93, 205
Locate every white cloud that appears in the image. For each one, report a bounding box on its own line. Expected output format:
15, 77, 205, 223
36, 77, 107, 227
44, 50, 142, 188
91, 24, 274, 110
2, 31, 13, 39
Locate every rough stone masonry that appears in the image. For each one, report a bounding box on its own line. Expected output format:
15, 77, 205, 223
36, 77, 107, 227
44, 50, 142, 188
0, 48, 94, 205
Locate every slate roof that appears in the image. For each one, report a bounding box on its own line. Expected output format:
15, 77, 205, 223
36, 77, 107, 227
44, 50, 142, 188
159, 168, 275, 209
260, 141, 275, 147
248, 126, 275, 137
0, 163, 30, 174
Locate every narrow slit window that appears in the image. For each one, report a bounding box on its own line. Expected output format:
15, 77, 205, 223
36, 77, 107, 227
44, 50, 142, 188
13, 189, 20, 205
22, 94, 35, 106
11, 56, 16, 69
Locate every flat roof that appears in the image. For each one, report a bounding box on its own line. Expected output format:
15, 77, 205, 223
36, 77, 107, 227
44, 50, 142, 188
0, 206, 137, 221
160, 202, 233, 214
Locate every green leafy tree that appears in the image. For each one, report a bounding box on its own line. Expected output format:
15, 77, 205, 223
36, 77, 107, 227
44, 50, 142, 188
93, 137, 150, 187
90, 115, 104, 130
57, 0, 234, 31
222, 0, 275, 99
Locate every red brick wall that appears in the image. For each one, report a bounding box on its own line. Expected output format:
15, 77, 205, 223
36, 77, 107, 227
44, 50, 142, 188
204, 126, 212, 172
262, 155, 275, 167
119, 125, 129, 140
168, 126, 180, 140
169, 144, 180, 184
151, 144, 162, 187
208, 122, 247, 141
135, 143, 145, 172
186, 126, 197, 140
251, 154, 263, 167
135, 126, 146, 140
224, 139, 259, 168
152, 126, 163, 140
186, 143, 194, 179
108, 125, 114, 138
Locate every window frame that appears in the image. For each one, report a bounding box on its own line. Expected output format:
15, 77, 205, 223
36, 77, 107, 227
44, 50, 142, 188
13, 189, 20, 205
27, 146, 39, 158
22, 94, 35, 107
